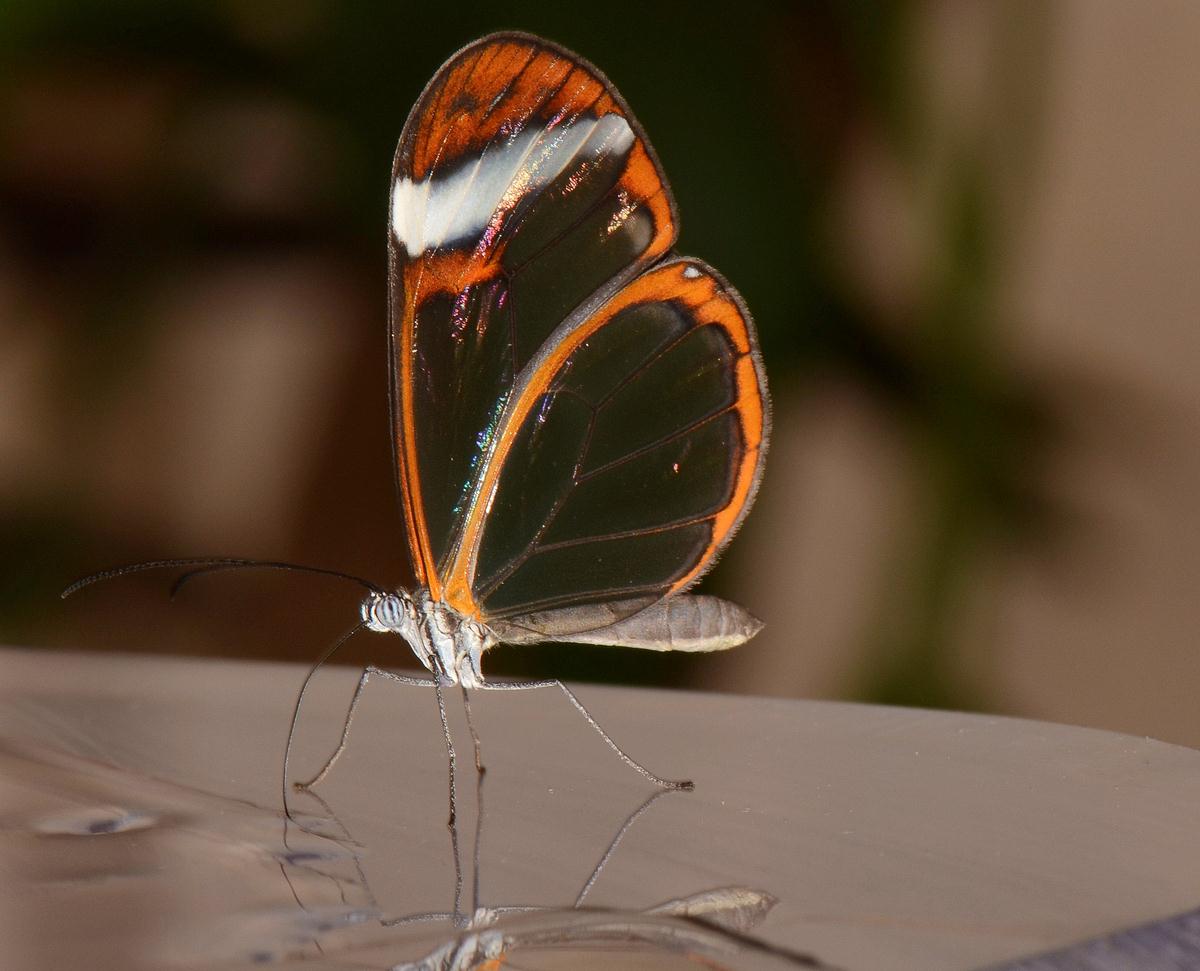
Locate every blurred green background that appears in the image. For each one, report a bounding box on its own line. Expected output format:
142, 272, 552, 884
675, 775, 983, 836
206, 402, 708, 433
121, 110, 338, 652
3, 2, 1198, 746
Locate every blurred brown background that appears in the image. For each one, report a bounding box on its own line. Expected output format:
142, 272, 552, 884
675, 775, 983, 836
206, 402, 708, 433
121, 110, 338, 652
3, 2, 1198, 747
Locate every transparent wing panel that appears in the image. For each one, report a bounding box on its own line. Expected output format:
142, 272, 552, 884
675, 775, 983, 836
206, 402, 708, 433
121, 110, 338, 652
468, 259, 767, 624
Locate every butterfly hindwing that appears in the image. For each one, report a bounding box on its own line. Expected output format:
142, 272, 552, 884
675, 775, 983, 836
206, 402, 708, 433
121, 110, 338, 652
452, 259, 768, 624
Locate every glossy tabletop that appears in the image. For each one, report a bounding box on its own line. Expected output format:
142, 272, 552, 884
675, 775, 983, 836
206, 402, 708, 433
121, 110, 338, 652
2, 647, 1199, 970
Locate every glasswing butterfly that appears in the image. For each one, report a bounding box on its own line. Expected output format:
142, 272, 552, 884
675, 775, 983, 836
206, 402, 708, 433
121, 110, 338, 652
65, 31, 769, 797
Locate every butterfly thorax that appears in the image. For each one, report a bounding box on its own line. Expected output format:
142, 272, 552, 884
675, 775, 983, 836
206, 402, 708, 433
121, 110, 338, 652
360, 590, 494, 688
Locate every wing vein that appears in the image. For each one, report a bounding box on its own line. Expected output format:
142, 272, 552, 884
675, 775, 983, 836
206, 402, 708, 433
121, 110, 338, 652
577, 401, 739, 484
502, 120, 640, 279
450, 63, 576, 294
477, 46, 540, 126
527, 514, 717, 556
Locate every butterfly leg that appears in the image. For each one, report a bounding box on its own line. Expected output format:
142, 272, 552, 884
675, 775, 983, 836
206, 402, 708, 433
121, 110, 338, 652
479, 680, 694, 791
460, 685, 486, 775
469, 735, 485, 917
294, 665, 436, 792
433, 677, 459, 828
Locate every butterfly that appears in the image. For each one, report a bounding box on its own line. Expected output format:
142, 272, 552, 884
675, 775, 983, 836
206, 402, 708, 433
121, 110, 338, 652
65, 31, 769, 796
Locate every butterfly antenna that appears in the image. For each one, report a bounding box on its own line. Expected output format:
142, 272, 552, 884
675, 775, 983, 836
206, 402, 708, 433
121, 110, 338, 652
61, 558, 384, 600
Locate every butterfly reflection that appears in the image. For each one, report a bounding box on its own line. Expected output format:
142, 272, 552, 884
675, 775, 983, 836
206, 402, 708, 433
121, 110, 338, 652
277, 776, 832, 971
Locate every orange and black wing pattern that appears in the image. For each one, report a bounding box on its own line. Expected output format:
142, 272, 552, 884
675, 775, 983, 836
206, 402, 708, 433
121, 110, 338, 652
389, 32, 677, 599
388, 33, 766, 623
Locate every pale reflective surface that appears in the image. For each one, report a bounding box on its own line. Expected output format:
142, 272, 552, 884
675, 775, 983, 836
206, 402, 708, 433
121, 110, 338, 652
3, 647, 1200, 970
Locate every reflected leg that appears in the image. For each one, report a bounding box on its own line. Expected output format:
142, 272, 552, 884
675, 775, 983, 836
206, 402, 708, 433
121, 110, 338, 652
478, 680, 694, 790
573, 788, 674, 907
294, 666, 436, 792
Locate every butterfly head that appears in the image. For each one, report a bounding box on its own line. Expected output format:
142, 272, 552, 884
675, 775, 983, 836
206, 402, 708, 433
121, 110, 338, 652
360, 589, 495, 688
360, 589, 418, 637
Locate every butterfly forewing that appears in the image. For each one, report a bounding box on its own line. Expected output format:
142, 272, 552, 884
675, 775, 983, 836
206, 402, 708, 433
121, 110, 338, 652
389, 34, 677, 596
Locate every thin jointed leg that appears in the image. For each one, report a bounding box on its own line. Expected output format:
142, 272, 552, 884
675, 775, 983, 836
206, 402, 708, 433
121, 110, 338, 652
479, 680, 693, 790
459, 686, 487, 916
470, 754, 485, 917
295, 665, 435, 792
434, 678, 459, 827
446, 788, 464, 924
460, 685, 486, 774
282, 622, 366, 821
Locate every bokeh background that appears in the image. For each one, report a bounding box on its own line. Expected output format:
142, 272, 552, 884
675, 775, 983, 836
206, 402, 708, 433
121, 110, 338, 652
3, 1, 1198, 746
